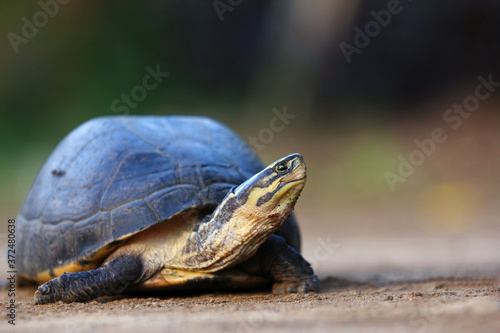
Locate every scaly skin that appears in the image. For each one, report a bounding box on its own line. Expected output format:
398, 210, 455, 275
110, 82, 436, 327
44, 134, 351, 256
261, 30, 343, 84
35, 256, 142, 304
238, 234, 319, 293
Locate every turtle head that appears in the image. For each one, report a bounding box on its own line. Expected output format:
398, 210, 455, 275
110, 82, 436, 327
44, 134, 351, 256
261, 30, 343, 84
233, 153, 307, 219
181, 154, 307, 272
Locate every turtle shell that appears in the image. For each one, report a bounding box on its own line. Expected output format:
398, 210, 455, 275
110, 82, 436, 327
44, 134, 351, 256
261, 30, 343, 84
17, 116, 300, 282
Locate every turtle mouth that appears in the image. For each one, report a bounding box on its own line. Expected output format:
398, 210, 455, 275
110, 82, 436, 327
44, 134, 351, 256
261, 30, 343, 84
279, 171, 306, 184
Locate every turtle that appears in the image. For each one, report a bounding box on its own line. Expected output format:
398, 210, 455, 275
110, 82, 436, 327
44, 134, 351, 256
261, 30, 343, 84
16, 115, 319, 304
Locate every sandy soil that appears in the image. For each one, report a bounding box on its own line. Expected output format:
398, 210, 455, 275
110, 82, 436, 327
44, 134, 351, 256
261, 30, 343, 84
2, 276, 500, 332
2, 274, 499, 333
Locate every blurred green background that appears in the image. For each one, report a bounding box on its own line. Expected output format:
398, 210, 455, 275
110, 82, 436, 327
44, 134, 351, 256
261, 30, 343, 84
1, 0, 500, 238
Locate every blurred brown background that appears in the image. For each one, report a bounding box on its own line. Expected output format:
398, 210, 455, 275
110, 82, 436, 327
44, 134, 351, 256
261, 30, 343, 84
1, 0, 499, 280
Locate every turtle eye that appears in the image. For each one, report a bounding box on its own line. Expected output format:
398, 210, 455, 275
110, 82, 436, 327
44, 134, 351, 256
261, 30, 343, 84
275, 162, 288, 174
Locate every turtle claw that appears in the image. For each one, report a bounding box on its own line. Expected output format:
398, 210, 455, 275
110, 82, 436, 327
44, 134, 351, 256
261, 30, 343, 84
34, 291, 52, 305
34, 279, 65, 304
36, 283, 51, 295
272, 275, 319, 294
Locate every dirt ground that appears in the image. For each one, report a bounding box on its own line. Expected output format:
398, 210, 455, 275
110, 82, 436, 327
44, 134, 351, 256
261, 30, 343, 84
2, 275, 499, 333
1, 275, 499, 333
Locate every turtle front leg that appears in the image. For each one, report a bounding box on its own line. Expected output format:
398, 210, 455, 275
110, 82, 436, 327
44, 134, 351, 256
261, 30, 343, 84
239, 234, 319, 293
34, 255, 143, 304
